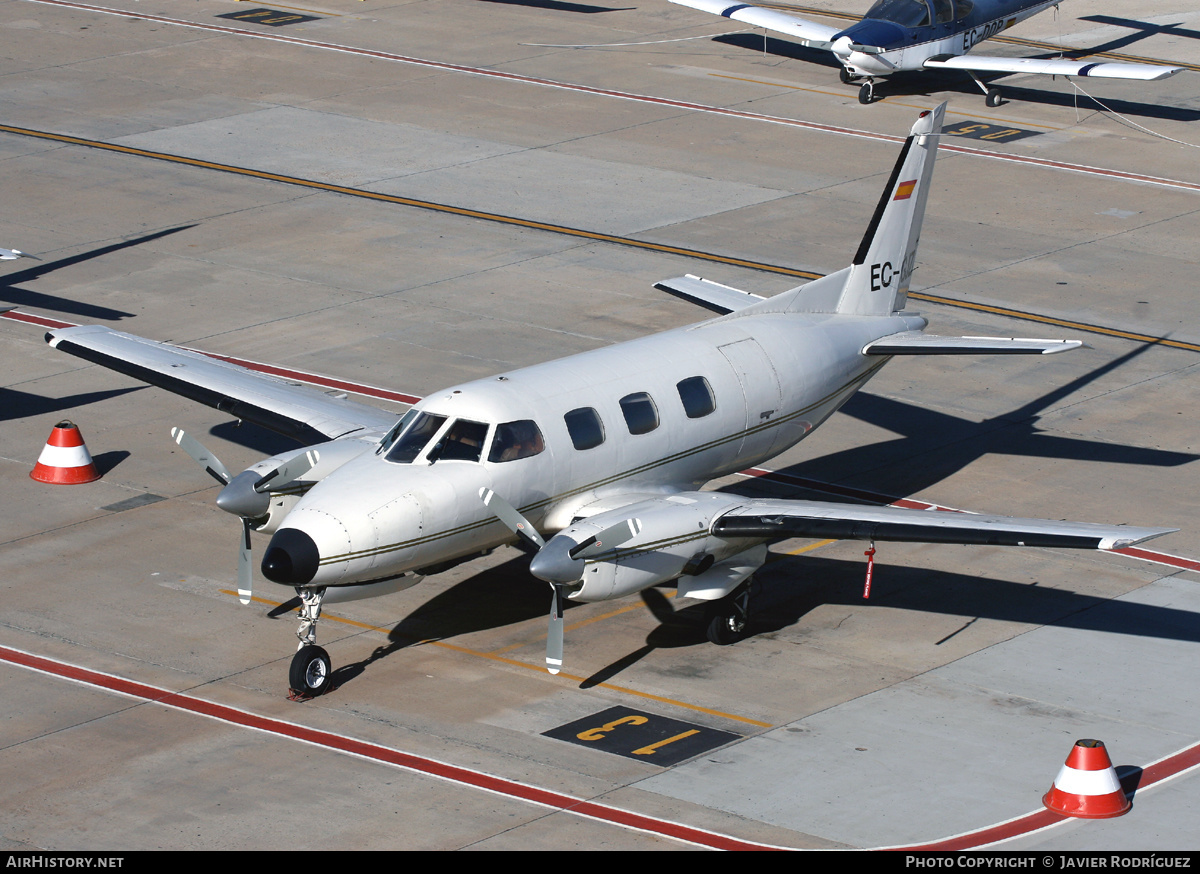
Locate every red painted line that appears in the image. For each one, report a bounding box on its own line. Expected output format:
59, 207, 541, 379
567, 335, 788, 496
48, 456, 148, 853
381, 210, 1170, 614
7, 639, 1200, 850
18, 0, 1200, 195
0, 644, 779, 850
890, 737, 1200, 850
2, 309, 74, 330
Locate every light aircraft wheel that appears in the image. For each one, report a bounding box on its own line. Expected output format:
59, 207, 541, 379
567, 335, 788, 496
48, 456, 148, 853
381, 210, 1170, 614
985, 87, 1003, 108
858, 82, 874, 105
839, 67, 855, 84
289, 644, 332, 697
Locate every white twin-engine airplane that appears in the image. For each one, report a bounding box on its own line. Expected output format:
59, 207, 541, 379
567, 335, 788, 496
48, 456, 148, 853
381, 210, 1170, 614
671, 0, 1184, 106
45, 104, 1172, 696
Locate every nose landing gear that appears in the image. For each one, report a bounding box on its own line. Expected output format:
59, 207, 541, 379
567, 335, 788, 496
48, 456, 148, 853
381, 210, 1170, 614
288, 586, 334, 699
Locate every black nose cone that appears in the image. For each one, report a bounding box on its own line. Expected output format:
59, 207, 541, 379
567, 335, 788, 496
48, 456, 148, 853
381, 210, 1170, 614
261, 528, 320, 585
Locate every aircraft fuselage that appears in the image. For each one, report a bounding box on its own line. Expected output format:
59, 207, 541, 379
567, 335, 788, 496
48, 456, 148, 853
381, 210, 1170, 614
835, 0, 1058, 77
260, 304, 927, 591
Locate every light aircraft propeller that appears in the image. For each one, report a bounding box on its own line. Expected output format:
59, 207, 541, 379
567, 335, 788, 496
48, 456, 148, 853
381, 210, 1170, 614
480, 487, 642, 674
170, 427, 318, 605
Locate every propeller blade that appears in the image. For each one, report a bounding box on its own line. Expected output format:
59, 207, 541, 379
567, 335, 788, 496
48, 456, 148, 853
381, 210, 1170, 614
237, 518, 253, 605
568, 517, 643, 560
546, 583, 564, 675
171, 427, 232, 485
479, 487, 546, 551
254, 449, 320, 493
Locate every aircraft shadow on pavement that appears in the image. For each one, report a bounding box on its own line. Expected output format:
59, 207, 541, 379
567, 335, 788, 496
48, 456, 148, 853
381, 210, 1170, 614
0, 225, 194, 322
747, 342, 1197, 507
0, 385, 144, 424
1078, 15, 1200, 54
312, 536, 1200, 693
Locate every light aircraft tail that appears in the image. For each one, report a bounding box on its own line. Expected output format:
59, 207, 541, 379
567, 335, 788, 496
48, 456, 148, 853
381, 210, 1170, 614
790, 102, 944, 316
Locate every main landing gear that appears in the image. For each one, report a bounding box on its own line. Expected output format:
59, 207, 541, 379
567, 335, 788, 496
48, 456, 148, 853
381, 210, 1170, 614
966, 70, 1004, 107
705, 578, 753, 646
289, 586, 333, 698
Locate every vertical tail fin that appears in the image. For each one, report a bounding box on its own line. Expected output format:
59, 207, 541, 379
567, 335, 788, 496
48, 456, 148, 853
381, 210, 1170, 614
834, 102, 944, 316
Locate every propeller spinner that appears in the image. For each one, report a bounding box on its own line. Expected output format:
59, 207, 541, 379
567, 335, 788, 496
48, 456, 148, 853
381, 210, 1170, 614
171, 427, 318, 604
480, 487, 642, 674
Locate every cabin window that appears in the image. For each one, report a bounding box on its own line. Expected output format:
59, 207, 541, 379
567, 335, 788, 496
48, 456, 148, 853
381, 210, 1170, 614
620, 392, 659, 435
488, 420, 546, 463
430, 419, 489, 462
384, 412, 446, 463
564, 407, 605, 451
677, 376, 716, 419
931, 0, 953, 24
953, 0, 972, 19
865, 0, 930, 27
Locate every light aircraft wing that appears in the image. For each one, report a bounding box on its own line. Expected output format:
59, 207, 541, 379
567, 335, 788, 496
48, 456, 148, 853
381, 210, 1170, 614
655, 274, 766, 314
863, 332, 1081, 355
46, 325, 400, 444
713, 499, 1174, 551
669, 0, 841, 47
924, 55, 1183, 81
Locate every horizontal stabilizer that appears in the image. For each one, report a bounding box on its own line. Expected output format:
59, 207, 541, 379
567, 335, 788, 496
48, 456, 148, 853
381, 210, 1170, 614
669, 0, 840, 46
655, 274, 765, 315
925, 55, 1183, 81
46, 325, 399, 443
863, 333, 1082, 355
713, 499, 1174, 551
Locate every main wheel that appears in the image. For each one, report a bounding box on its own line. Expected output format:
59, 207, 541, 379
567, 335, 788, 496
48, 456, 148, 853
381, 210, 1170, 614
706, 610, 746, 646
858, 81, 874, 105
289, 644, 332, 697
704, 582, 750, 646
985, 87, 1002, 108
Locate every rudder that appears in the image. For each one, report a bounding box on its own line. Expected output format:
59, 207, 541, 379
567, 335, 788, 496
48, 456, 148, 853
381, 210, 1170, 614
835, 102, 945, 316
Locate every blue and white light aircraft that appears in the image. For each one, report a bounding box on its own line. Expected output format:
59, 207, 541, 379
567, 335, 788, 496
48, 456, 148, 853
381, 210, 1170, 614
43, 104, 1172, 695
671, 0, 1183, 105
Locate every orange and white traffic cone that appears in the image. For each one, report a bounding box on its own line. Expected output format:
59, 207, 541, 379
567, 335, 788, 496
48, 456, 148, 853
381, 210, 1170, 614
30, 421, 101, 484
1043, 738, 1131, 818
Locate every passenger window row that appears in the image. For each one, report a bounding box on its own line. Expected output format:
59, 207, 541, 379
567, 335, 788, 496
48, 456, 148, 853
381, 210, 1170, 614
565, 375, 716, 451
379, 376, 717, 464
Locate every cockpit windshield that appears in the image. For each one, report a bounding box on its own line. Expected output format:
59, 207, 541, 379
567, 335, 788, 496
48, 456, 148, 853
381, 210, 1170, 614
381, 411, 447, 463
864, 0, 931, 27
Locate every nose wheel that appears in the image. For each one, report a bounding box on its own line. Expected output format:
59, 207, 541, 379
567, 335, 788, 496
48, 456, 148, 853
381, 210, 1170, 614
288, 586, 335, 698
290, 644, 332, 697
857, 79, 877, 104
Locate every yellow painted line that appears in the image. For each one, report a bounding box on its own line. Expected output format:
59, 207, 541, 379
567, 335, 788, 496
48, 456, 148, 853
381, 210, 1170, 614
6, 123, 1195, 354
224, 590, 772, 728
784, 538, 836, 556
0, 123, 819, 281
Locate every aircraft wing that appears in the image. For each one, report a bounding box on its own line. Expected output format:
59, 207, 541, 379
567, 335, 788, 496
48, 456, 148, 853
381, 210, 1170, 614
712, 499, 1174, 551
924, 55, 1183, 81
46, 325, 401, 444
863, 332, 1082, 355
655, 274, 766, 314
669, 0, 841, 47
